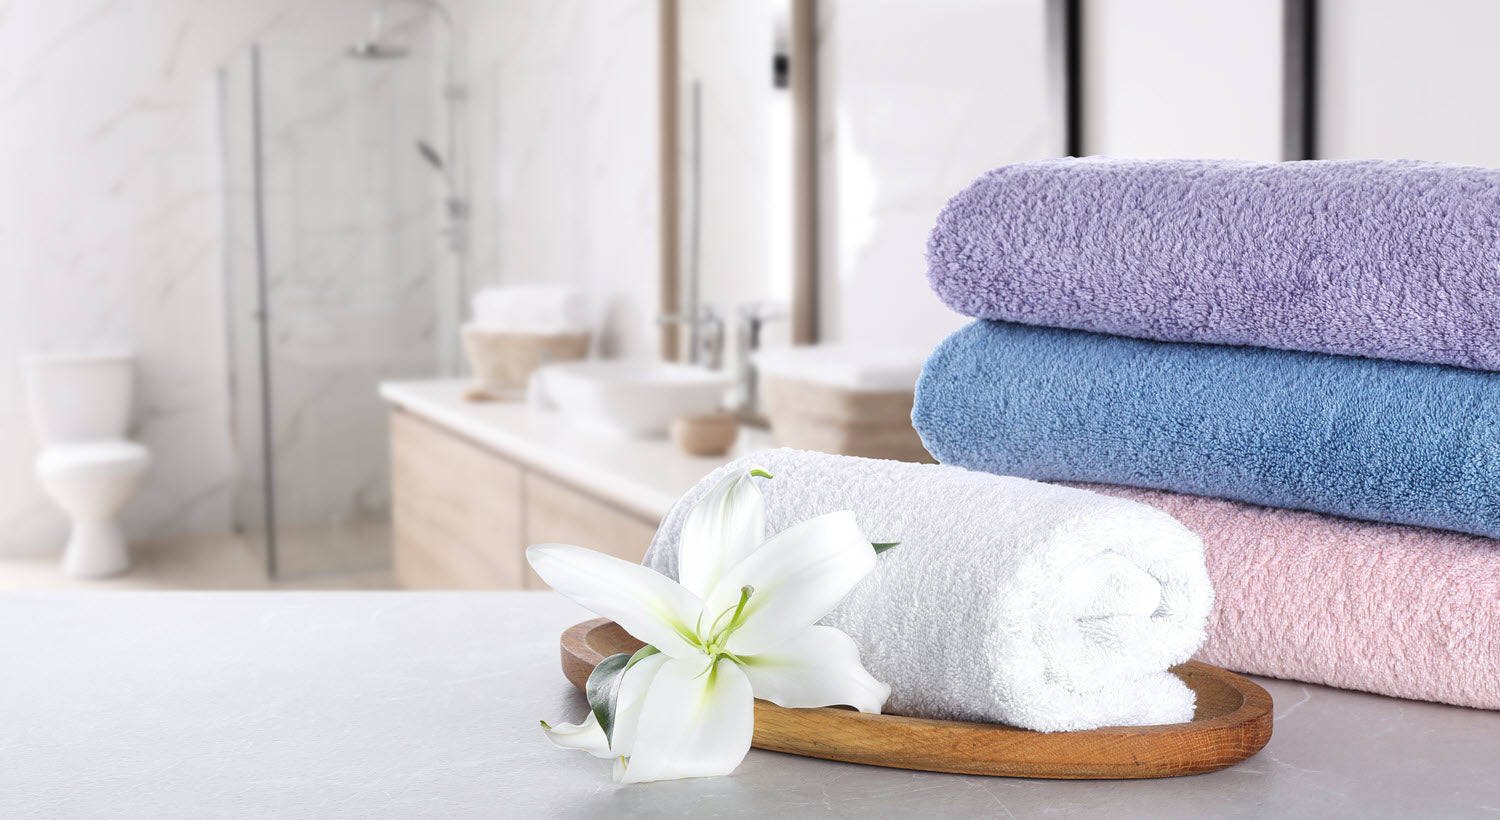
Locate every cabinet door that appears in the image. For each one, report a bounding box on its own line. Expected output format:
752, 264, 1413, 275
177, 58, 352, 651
390, 410, 524, 589
522, 471, 660, 590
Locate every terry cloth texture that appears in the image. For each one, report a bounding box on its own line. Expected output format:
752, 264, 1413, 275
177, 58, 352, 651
926, 156, 1500, 371
1074, 483, 1500, 710
913, 320, 1500, 538
642, 449, 1213, 733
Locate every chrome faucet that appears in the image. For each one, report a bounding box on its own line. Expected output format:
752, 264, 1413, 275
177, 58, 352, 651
734, 301, 786, 417
657, 305, 725, 370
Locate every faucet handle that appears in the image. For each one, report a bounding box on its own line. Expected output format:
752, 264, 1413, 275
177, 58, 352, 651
656, 303, 721, 326
737, 301, 787, 323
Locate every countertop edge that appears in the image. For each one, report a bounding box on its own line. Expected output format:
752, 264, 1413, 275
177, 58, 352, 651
379, 381, 682, 524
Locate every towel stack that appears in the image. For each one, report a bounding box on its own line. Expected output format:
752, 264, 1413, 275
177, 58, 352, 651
462, 286, 592, 398
915, 156, 1500, 711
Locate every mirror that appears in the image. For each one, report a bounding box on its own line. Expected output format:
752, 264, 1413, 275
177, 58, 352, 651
674, 0, 797, 372
665, 0, 1066, 377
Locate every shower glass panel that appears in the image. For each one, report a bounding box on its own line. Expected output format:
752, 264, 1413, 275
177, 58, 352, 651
221, 38, 456, 579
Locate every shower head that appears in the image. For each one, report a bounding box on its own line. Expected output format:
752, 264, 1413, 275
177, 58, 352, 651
347, 40, 410, 60
416, 140, 445, 172
348, 5, 411, 61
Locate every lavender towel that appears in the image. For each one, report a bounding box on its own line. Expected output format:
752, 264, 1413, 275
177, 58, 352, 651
926, 156, 1500, 371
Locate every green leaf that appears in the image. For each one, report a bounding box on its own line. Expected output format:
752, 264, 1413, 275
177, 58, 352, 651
624, 644, 660, 671
585, 653, 632, 748
750, 469, 773, 479
585, 645, 661, 748
872, 542, 900, 555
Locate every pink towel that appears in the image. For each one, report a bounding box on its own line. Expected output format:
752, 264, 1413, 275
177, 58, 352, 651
1074, 484, 1500, 711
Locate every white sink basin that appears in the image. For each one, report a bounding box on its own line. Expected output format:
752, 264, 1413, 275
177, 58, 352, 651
536, 361, 733, 438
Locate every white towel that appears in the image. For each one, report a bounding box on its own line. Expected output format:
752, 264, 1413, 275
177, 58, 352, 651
470, 286, 590, 334
643, 449, 1213, 732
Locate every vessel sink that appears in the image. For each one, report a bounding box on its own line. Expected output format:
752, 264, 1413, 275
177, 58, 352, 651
537, 361, 733, 438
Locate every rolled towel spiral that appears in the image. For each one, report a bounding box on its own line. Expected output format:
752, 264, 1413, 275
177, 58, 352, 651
643, 448, 1213, 733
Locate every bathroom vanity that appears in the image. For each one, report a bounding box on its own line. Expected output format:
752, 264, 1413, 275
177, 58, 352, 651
380, 380, 767, 589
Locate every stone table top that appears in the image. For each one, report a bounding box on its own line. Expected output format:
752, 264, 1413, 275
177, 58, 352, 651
2, 591, 1496, 818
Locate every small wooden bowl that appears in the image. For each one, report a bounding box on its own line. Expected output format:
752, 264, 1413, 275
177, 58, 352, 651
560, 618, 1272, 779
670, 412, 739, 456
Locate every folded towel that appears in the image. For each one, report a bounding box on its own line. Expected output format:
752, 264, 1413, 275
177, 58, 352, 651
470, 286, 590, 334
926, 156, 1500, 371
1071, 483, 1500, 710
914, 320, 1500, 538
642, 449, 1213, 732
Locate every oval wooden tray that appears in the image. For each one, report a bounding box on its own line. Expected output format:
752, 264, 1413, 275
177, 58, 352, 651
560, 618, 1272, 779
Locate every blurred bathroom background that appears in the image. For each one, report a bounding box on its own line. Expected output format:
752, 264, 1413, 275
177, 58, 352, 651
2, 0, 1496, 589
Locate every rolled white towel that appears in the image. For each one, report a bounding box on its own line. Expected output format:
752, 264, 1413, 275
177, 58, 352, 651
470, 285, 590, 334
642, 449, 1213, 732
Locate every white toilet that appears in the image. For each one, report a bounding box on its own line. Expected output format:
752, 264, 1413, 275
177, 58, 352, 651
23, 352, 152, 578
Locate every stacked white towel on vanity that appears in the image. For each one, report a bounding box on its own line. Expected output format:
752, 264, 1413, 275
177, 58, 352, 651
643, 449, 1214, 732
470, 286, 590, 334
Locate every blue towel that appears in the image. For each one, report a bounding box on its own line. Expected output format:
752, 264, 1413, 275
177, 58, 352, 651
912, 321, 1500, 539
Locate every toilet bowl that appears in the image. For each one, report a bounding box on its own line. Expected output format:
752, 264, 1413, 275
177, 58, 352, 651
23, 351, 151, 578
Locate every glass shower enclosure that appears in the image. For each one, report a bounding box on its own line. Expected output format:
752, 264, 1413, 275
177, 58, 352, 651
219, 23, 466, 579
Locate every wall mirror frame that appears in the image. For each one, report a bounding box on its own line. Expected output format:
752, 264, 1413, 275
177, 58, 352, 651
654, 0, 1318, 360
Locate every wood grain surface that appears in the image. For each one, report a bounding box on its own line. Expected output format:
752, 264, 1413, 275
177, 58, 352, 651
559, 618, 1272, 779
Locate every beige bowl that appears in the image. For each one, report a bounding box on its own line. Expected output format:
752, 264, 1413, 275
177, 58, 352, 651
670, 412, 739, 456
462, 327, 590, 401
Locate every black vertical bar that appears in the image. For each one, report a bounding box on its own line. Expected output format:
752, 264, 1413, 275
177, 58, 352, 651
1047, 0, 1084, 157
1283, 0, 1317, 160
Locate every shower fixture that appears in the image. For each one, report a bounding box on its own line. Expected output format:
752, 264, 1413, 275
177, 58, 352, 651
416, 139, 444, 172
346, 0, 472, 367
346, 41, 410, 60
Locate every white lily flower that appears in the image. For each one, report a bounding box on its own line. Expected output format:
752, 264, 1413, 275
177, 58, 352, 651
529, 467, 891, 783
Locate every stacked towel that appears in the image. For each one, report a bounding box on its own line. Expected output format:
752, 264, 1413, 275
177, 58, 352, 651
1075, 484, 1500, 711
912, 157, 1500, 711
913, 321, 1500, 539
926, 156, 1500, 370
470, 285, 590, 334
643, 449, 1213, 733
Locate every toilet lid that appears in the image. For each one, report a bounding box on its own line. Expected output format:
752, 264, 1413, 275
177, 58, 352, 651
36, 440, 151, 476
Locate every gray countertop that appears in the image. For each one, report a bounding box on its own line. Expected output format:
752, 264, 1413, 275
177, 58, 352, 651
2, 591, 1497, 818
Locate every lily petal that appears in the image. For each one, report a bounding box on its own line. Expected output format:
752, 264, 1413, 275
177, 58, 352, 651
540, 712, 611, 758
615, 656, 755, 784
677, 468, 768, 598
706, 510, 876, 656
739, 625, 890, 714
604, 652, 670, 755
541, 650, 669, 760
527, 544, 702, 658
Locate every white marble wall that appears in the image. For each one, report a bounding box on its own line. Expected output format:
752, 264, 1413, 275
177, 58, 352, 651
0, 0, 670, 560
0, 1, 445, 558
459, 0, 662, 360
815, 0, 1058, 352
0, 1, 269, 555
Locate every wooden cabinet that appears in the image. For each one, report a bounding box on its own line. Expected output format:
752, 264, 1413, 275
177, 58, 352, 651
520, 472, 660, 589
389, 408, 660, 590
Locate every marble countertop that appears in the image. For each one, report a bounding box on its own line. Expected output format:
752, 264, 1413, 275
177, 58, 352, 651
3, 591, 1497, 818
379, 379, 770, 521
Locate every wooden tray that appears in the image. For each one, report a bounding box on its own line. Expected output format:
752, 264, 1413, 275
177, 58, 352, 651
560, 618, 1272, 779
